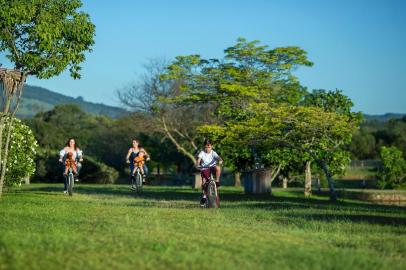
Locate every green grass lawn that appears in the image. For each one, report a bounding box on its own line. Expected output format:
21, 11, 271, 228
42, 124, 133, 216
1, 184, 405, 270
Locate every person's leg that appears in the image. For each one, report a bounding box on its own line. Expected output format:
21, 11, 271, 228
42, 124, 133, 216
143, 164, 149, 175
76, 162, 82, 174
74, 163, 81, 182
215, 165, 221, 184
129, 163, 134, 185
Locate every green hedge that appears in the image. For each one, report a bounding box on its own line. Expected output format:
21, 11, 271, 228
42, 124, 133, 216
33, 150, 118, 184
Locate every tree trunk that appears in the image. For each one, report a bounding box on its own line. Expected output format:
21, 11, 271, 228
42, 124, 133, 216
304, 161, 312, 196
234, 172, 241, 187
0, 117, 15, 197
319, 160, 337, 201
0, 69, 25, 197
282, 177, 288, 189
157, 164, 161, 181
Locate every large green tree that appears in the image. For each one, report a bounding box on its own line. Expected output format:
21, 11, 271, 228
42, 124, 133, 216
162, 38, 359, 200
0, 0, 95, 196
162, 38, 312, 174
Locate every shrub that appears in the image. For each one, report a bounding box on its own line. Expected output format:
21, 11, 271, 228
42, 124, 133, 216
33, 150, 118, 184
1, 115, 38, 186
377, 146, 406, 189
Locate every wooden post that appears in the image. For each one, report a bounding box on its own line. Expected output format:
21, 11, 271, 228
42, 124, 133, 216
282, 177, 288, 189
304, 161, 312, 196
194, 172, 201, 189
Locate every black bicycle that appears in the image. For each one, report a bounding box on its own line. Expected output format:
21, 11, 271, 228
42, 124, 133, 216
198, 166, 220, 208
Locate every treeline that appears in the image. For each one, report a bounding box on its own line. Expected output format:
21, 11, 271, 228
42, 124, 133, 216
349, 116, 406, 160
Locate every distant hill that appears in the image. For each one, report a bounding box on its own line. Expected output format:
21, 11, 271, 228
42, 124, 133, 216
17, 85, 128, 118
363, 113, 405, 122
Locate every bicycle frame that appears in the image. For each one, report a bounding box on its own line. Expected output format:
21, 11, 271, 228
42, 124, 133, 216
199, 166, 219, 208
131, 166, 143, 194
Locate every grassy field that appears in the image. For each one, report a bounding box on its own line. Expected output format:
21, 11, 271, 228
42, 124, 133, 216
1, 184, 405, 270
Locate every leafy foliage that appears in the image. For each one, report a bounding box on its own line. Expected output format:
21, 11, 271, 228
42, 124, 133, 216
0, 0, 95, 78
377, 146, 406, 189
1, 114, 38, 186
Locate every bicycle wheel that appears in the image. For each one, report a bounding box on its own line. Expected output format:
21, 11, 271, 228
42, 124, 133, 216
207, 181, 219, 208
67, 173, 74, 196
135, 171, 143, 194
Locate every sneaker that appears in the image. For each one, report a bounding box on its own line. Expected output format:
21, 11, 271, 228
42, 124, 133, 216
216, 181, 220, 187
74, 177, 79, 182
142, 174, 147, 184
130, 185, 136, 190
200, 197, 207, 206
63, 190, 68, 194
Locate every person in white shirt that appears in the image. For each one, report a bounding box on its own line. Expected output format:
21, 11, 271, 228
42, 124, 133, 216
195, 139, 223, 206
58, 138, 83, 194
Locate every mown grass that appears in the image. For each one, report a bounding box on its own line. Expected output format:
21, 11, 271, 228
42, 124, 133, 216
1, 184, 405, 270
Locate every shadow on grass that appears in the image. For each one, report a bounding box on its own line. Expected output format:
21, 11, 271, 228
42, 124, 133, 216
274, 213, 406, 226
20, 184, 406, 225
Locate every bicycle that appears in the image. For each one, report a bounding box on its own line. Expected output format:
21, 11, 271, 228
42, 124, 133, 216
198, 166, 220, 208
131, 166, 143, 195
66, 167, 75, 196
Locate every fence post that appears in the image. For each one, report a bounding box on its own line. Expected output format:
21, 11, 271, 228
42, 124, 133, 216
194, 172, 201, 189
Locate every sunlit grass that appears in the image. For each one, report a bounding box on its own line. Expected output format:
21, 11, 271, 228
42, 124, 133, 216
0, 184, 405, 270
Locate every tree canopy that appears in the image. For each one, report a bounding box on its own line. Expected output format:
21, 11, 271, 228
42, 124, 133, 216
0, 0, 95, 79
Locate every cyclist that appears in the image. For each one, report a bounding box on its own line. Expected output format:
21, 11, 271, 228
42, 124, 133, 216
126, 139, 150, 187
132, 149, 146, 177
196, 139, 223, 206
59, 138, 83, 194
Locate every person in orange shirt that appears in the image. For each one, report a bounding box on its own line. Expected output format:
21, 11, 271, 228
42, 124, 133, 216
132, 149, 146, 179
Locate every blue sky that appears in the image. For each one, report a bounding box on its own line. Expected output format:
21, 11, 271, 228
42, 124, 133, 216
1, 0, 405, 114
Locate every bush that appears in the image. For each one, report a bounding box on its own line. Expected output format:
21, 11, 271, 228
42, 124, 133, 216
33, 150, 119, 184
1, 115, 38, 186
377, 146, 406, 189
79, 156, 119, 184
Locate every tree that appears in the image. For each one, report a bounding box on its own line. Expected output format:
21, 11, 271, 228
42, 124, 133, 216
377, 146, 406, 189
161, 38, 312, 180
199, 104, 358, 200
0, 0, 95, 196
118, 59, 211, 166
301, 89, 362, 196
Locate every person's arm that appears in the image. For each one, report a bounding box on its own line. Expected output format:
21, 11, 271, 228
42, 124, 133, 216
58, 148, 66, 162
196, 151, 203, 168
214, 151, 223, 165
77, 148, 83, 162
126, 148, 132, 163
141, 148, 151, 161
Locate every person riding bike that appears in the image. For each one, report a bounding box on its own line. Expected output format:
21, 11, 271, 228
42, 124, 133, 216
59, 138, 83, 194
63, 151, 78, 176
126, 139, 150, 186
132, 149, 146, 178
196, 139, 223, 206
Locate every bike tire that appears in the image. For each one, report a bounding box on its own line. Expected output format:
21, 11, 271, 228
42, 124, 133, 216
68, 173, 74, 196
207, 181, 218, 208
135, 172, 143, 194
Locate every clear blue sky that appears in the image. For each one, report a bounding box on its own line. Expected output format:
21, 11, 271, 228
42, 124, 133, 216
2, 0, 406, 114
